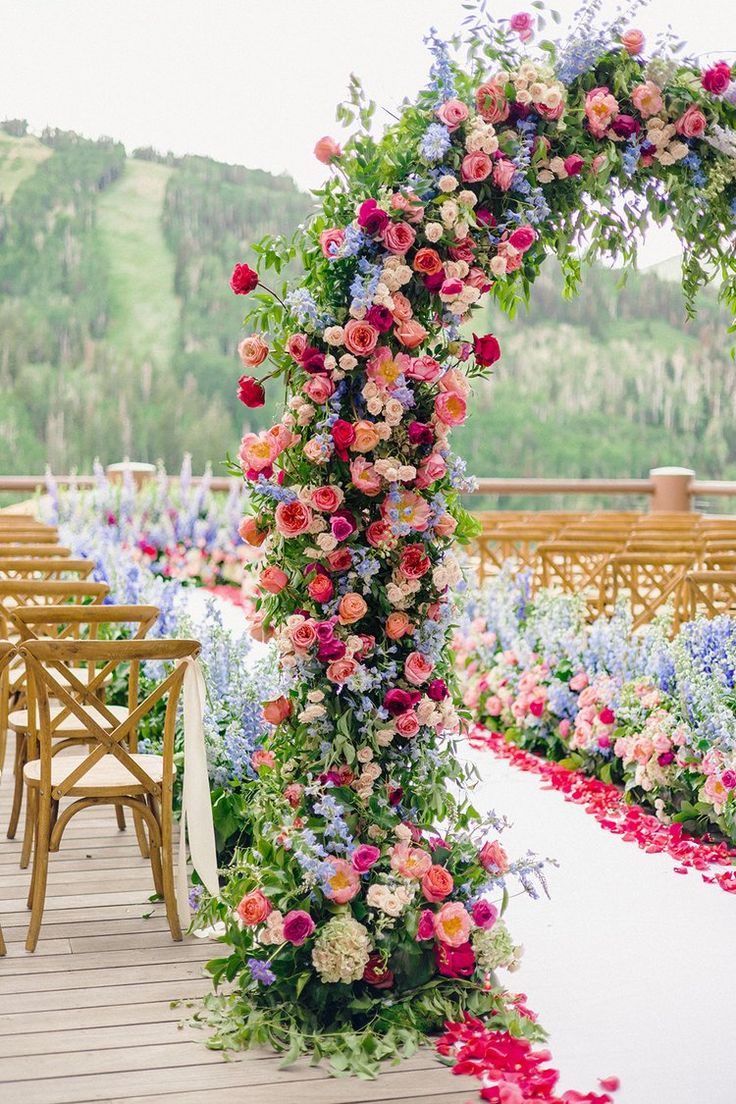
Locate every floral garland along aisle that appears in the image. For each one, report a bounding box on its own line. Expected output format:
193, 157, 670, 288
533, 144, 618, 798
197, 0, 736, 1086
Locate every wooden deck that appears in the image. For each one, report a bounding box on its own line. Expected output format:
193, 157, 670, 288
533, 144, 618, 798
0, 736, 477, 1104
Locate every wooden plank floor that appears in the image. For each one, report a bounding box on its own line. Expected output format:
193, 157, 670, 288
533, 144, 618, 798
0, 736, 476, 1103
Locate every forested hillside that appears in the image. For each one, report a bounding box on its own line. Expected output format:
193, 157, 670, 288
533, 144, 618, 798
0, 119, 733, 486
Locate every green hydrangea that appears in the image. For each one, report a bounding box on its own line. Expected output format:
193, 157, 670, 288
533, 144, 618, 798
472, 920, 517, 971
311, 915, 372, 984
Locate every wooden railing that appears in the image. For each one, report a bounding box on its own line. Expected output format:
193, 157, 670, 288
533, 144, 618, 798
3, 465, 736, 512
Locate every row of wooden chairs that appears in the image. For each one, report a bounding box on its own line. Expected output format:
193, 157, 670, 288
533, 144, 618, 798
472, 511, 736, 630
0, 512, 200, 952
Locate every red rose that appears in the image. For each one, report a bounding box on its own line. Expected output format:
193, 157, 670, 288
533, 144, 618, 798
702, 61, 732, 95
599, 707, 615, 725
230, 263, 259, 295
331, 419, 356, 459
238, 375, 265, 407
507, 225, 536, 253
363, 952, 394, 989
434, 940, 476, 978
473, 333, 501, 367
399, 544, 431, 580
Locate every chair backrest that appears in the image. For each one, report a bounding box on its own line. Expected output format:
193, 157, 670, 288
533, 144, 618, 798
0, 530, 58, 544
21, 638, 200, 800
686, 571, 736, 621
0, 580, 109, 638
0, 545, 71, 559
0, 558, 93, 582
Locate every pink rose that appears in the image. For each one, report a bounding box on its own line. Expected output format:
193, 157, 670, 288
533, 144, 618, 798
319, 228, 345, 258
351, 844, 381, 872
676, 105, 707, 139
382, 221, 416, 255
344, 319, 379, 357
507, 225, 536, 253
282, 909, 315, 946
326, 657, 358, 683
260, 566, 289, 594
238, 334, 269, 368
416, 908, 435, 940
312, 485, 341, 513
479, 840, 509, 873
492, 159, 516, 191
395, 710, 420, 738
569, 672, 589, 692
390, 190, 425, 223
314, 136, 342, 164
509, 12, 534, 42
404, 651, 434, 686
274, 500, 312, 537
324, 858, 360, 904
251, 749, 275, 771
303, 374, 335, 404
350, 458, 382, 497
390, 291, 413, 323
416, 453, 447, 489
290, 620, 317, 652
286, 333, 308, 361
461, 151, 493, 182
475, 81, 509, 124
406, 355, 442, 383
434, 391, 467, 427
439, 277, 464, 300
437, 98, 470, 131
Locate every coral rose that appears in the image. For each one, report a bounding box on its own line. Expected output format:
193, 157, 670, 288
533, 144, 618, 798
351, 420, 381, 453
236, 890, 271, 925
475, 81, 509, 124
412, 248, 443, 276
421, 864, 454, 902
382, 221, 416, 255
290, 620, 317, 651
338, 592, 367, 625
386, 612, 413, 640
404, 651, 434, 686
319, 227, 344, 258
260, 566, 288, 594
676, 105, 707, 138
621, 28, 644, 54
263, 696, 291, 725
395, 319, 428, 349
286, 332, 308, 361
395, 711, 420, 738
274, 500, 312, 537
307, 572, 334, 603
479, 840, 509, 873
326, 657, 358, 683
239, 516, 268, 546
344, 319, 379, 357
461, 151, 492, 182
311, 485, 342, 513
238, 335, 269, 368
314, 135, 342, 163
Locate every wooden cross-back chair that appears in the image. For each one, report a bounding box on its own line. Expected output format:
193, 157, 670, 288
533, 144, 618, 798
685, 571, 736, 621
612, 551, 697, 632
20, 637, 200, 951
5, 602, 160, 866
0, 557, 93, 583
0, 641, 17, 955
538, 539, 625, 617
0, 578, 109, 641
473, 524, 560, 583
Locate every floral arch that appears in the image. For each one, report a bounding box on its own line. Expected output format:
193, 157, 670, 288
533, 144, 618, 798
203, 0, 736, 1077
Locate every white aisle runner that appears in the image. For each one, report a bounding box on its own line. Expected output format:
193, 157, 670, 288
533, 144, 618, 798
463, 745, 734, 1104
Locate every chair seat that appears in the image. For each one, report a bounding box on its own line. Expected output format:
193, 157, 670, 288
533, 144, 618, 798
24, 753, 172, 796
9, 703, 129, 735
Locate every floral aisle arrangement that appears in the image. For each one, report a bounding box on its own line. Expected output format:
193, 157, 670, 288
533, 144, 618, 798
43, 457, 252, 588
457, 568, 736, 848
202, 0, 735, 1081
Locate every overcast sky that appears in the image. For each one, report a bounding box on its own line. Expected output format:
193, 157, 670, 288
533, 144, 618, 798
2, 0, 734, 264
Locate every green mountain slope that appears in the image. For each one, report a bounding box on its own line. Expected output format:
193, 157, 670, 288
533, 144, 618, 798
0, 119, 733, 492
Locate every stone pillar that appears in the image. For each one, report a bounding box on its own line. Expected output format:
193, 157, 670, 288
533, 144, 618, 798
648, 467, 694, 513
106, 461, 156, 489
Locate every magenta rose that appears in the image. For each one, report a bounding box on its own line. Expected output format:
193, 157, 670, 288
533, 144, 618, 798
461, 150, 493, 182
317, 638, 346, 663
330, 508, 357, 542
611, 114, 641, 138
365, 305, 394, 333
282, 909, 315, 946
299, 346, 327, 374
471, 900, 498, 930
510, 12, 534, 41
416, 909, 435, 941
702, 61, 732, 95
351, 844, 381, 873
357, 198, 389, 235
408, 421, 434, 447
564, 153, 585, 176
384, 688, 421, 716
434, 940, 476, 978
331, 419, 356, 459
427, 678, 448, 702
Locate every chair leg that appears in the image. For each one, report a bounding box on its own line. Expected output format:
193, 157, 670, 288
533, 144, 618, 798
146, 797, 164, 897
0, 924, 5, 956
26, 790, 51, 952
7, 732, 27, 840
20, 786, 36, 871
159, 819, 182, 942
132, 811, 150, 859
115, 804, 127, 831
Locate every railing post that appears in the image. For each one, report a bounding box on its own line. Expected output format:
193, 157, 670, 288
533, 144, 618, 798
648, 467, 694, 513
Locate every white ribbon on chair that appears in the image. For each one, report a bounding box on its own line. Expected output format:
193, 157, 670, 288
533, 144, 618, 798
175, 656, 219, 927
